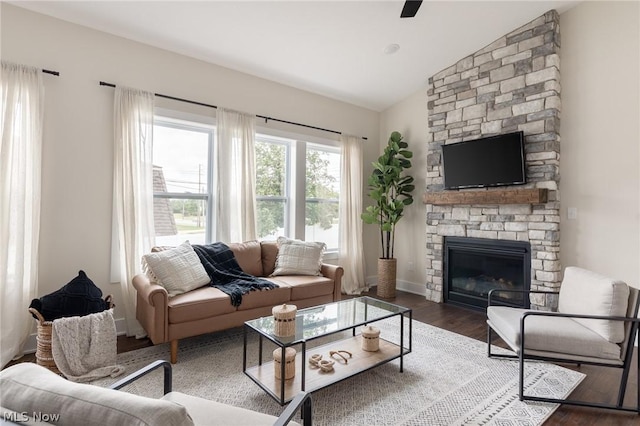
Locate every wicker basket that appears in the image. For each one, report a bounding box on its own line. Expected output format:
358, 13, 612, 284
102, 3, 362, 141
273, 347, 296, 380
377, 258, 397, 299
28, 295, 113, 375
28, 308, 59, 374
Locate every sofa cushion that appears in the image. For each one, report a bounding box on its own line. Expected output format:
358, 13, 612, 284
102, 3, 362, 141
235, 282, 291, 311
168, 286, 236, 324
0, 363, 193, 426
558, 266, 630, 343
272, 237, 325, 276
228, 240, 264, 277
142, 241, 210, 297
269, 276, 334, 301
163, 392, 301, 426
261, 241, 279, 276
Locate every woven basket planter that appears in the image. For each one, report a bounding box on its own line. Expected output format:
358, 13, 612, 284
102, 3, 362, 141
28, 308, 60, 375
28, 295, 113, 375
377, 258, 397, 299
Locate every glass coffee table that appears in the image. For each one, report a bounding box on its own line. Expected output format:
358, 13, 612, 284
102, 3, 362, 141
243, 296, 412, 405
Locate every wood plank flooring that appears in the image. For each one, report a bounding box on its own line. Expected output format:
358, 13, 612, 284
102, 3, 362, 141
9, 289, 638, 424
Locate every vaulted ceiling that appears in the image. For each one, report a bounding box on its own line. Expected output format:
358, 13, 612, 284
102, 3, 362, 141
14, 1, 580, 111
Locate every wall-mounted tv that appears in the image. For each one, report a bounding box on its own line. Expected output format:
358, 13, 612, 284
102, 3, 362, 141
442, 131, 526, 190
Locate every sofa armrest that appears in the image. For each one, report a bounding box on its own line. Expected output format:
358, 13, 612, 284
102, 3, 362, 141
321, 263, 343, 302
133, 274, 169, 307
132, 274, 169, 344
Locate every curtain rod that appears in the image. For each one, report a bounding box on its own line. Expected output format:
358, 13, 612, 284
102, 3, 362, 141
99, 81, 367, 140
43, 69, 59, 76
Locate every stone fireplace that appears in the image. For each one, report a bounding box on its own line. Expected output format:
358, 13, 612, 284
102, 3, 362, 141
424, 10, 561, 310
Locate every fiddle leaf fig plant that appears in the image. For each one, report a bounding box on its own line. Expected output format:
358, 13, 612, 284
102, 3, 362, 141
361, 131, 415, 259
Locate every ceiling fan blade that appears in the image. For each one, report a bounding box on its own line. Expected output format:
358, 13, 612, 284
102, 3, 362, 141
400, 0, 423, 18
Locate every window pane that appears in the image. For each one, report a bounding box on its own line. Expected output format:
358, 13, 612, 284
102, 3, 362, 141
153, 124, 209, 194
153, 119, 211, 245
306, 146, 340, 249
154, 197, 207, 246
305, 200, 339, 249
256, 199, 286, 240
256, 138, 288, 241
255, 140, 287, 197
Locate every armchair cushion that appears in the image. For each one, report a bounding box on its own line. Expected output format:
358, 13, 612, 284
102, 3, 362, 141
487, 306, 623, 361
0, 363, 193, 426
558, 267, 629, 343
163, 392, 301, 426
142, 240, 211, 297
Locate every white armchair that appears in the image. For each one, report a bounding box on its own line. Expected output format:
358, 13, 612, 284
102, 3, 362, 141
486, 266, 639, 413
0, 360, 311, 425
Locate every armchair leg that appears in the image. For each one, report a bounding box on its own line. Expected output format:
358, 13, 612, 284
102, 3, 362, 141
170, 340, 178, 364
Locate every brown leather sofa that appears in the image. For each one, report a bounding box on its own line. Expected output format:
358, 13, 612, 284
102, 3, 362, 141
132, 240, 343, 363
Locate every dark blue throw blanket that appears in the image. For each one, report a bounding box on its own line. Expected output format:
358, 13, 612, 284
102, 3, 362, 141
192, 242, 276, 307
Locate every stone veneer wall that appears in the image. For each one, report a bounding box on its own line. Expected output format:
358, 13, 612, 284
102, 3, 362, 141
425, 10, 561, 310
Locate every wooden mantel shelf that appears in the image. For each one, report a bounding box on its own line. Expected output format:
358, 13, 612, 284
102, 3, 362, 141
423, 188, 547, 205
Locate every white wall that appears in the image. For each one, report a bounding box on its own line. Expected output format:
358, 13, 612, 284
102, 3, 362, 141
0, 4, 379, 328
376, 90, 429, 295
380, 0, 640, 294
559, 1, 640, 288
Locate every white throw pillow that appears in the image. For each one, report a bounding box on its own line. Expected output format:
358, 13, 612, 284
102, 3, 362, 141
271, 237, 326, 276
142, 241, 210, 297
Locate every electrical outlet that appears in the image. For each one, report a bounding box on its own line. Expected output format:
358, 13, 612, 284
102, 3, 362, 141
567, 207, 578, 220
408, 261, 414, 271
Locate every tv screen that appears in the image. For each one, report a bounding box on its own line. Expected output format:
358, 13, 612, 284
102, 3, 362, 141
442, 131, 526, 190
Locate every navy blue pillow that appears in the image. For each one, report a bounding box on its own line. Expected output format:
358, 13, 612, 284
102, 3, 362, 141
29, 270, 109, 321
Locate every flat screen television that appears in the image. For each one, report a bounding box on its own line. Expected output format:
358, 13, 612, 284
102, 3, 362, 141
442, 131, 526, 190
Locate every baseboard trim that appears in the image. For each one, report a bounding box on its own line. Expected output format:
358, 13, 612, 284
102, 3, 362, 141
365, 276, 427, 297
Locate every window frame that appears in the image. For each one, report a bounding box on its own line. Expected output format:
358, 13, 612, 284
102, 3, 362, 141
255, 128, 341, 256
152, 111, 216, 244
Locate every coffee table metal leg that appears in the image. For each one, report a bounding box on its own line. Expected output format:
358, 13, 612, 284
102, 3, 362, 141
243, 326, 247, 371
301, 342, 306, 392
280, 347, 286, 403
409, 310, 413, 353
400, 313, 404, 372
258, 335, 263, 365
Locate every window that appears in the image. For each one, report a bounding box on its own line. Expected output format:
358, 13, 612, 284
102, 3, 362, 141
255, 134, 341, 252
152, 117, 214, 246
152, 115, 341, 251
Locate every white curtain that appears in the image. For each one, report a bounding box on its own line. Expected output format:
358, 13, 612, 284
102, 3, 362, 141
339, 134, 367, 295
216, 107, 257, 243
0, 62, 44, 368
111, 87, 155, 338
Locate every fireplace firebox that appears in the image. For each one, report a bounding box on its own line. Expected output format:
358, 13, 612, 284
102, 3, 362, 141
444, 237, 531, 310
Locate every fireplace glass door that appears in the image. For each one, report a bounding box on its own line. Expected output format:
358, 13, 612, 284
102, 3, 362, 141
444, 237, 531, 310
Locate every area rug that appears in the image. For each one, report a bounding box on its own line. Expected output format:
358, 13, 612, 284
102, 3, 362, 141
92, 319, 584, 425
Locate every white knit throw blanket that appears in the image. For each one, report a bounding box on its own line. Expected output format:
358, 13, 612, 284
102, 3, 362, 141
51, 309, 125, 382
